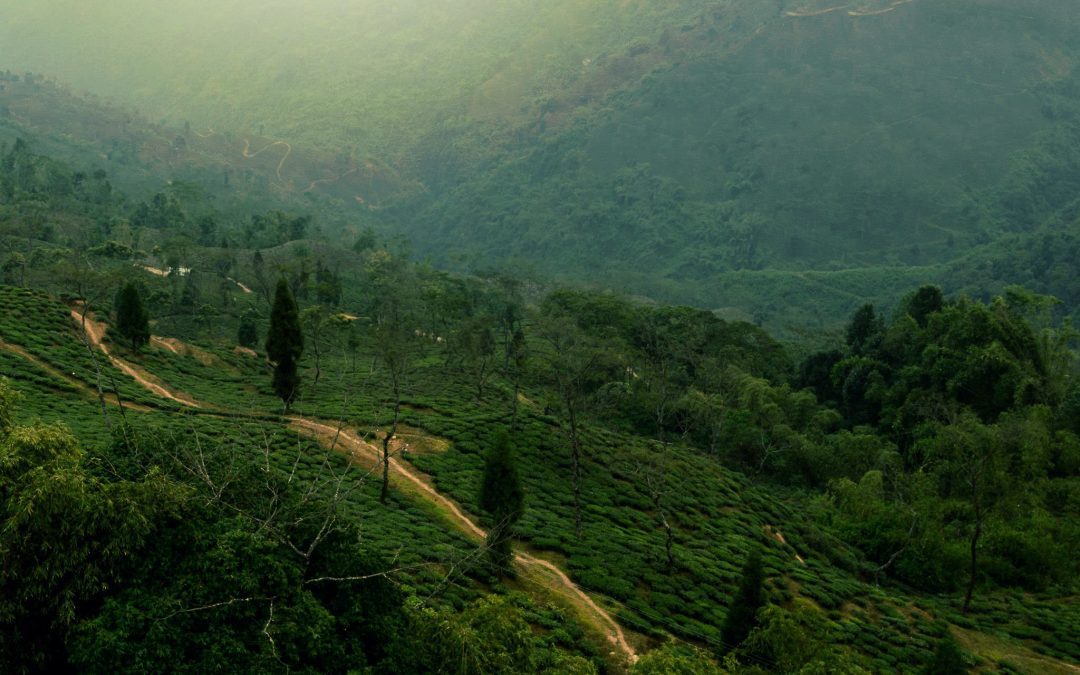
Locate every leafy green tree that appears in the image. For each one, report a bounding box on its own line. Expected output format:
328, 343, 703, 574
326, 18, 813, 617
479, 430, 525, 574
906, 285, 945, 327
742, 601, 868, 673
461, 315, 497, 401
403, 596, 541, 674
367, 251, 421, 504
237, 309, 259, 348
720, 549, 765, 652
1, 251, 26, 286
916, 415, 1006, 613
178, 272, 198, 313
0, 399, 185, 672
114, 281, 150, 351
266, 278, 303, 409
845, 303, 884, 356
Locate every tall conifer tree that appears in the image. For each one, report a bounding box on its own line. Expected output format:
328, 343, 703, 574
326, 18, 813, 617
720, 549, 765, 652
114, 281, 149, 352
266, 278, 303, 409
479, 429, 525, 574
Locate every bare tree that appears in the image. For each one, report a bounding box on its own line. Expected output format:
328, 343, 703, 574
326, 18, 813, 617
535, 316, 620, 539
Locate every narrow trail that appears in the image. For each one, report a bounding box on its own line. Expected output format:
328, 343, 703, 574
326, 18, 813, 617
70, 308, 203, 408
303, 168, 357, 193
241, 139, 292, 183
70, 312, 638, 665
0, 339, 152, 412
227, 277, 254, 294
292, 418, 639, 664
785, 4, 849, 17
766, 525, 806, 565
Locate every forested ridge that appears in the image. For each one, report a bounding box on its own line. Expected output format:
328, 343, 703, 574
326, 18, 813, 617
3, 1, 1080, 333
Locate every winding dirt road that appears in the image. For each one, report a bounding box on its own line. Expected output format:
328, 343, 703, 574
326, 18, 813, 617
242, 139, 292, 183
70, 308, 203, 408
0, 339, 152, 412
303, 168, 357, 194
68, 311, 638, 665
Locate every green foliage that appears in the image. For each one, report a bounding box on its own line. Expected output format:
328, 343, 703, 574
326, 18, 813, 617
921, 634, 968, 675
633, 643, 722, 674
0, 418, 187, 672
741, 601, 868, 674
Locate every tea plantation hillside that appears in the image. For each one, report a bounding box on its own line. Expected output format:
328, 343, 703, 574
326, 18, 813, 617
2, 279, 1078, 673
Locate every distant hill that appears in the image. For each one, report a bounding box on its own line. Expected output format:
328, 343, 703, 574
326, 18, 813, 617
2, 0, 1079, 335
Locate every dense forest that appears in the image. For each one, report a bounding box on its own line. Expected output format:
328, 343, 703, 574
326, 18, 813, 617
0, 1, 1079, 673
3, 1, 1080, 335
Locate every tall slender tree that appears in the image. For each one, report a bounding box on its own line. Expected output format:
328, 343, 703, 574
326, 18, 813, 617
266, 278, 303, 409
114, 281, 149, 352
479, 430, 525, 574
720, 548, 765, 652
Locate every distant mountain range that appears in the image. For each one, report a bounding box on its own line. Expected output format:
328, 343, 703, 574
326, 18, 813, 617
2, 0, 1079, 336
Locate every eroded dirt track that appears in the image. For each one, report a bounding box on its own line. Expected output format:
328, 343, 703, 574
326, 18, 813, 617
70, 308, 203, 408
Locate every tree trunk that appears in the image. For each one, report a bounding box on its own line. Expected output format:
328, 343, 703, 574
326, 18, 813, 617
567, 402, 583, 539
475, 360, 487, 402
511, 378, 521, 430
78, 308, 111, 430
962, 502, 982, 614
380, 398, 400, 504
662, 511, 675, 570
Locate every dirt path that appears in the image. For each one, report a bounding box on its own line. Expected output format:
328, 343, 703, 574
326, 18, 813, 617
0, 339, 152, 412
227, 277, 254, 294
70, 308, 203, 408
785, 4, 849, 17
765, 525, 806, 565
138, 264, 170, 277
303, 168, 357, 193
242, 139, 292, 183
291, 418, 639, 664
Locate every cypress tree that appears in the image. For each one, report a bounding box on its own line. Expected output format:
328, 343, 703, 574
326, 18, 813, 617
478, 429, 525, 574
720, 549, 765, 652
266, 278, 303, 409
114, 281, 150, 352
